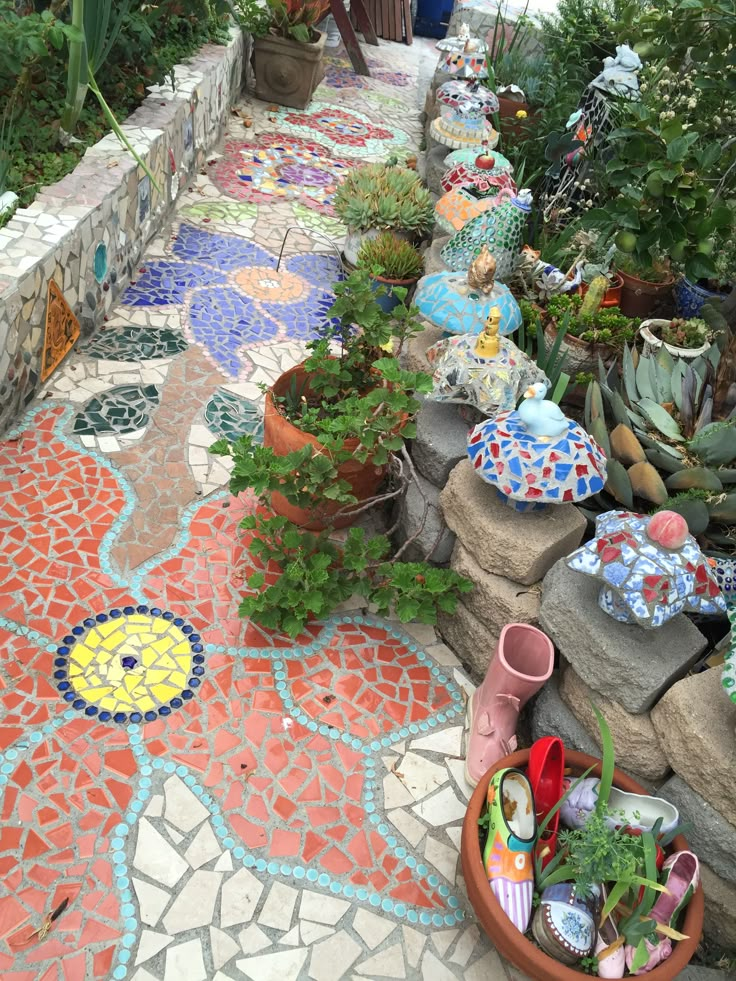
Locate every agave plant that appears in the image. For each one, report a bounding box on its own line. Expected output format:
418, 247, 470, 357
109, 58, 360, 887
334, 163, 434, 235
582, 332, 736, 553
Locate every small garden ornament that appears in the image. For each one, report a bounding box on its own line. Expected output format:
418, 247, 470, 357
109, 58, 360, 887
566, 510, 726, 627
430, 80, 499, 150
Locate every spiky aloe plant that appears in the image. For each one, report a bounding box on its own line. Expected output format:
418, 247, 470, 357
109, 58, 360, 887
334, 163, 434, 235
582, 332, 736, 553
356, 233, 424, 282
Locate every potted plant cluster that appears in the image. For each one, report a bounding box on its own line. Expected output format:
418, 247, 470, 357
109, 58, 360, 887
540, 287, 639, 375
233, 0, 327, 110
461, 712, 704, 980
639, 316, 711, 360
334, 161, 435, 265
356, 232, 424, 313
211, 267, 472, 639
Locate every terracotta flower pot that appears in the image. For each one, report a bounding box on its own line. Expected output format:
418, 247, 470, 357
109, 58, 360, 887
617, 268, 675, 318
577, 272, 624, 308
263, 362, 388, 531
461, 748, 704, 981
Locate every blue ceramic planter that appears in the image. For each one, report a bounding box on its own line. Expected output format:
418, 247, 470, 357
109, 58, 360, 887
674, 276, 729, 318
370, 275, 415, 314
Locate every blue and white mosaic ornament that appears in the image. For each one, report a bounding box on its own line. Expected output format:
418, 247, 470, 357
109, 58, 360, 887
415, 271, 522, 336
566, 510, 726, 628
467, 408, 606, 512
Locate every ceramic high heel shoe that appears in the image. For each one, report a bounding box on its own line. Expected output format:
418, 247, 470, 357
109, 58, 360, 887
624, 850, 700, 975
560, 778, 679, 836
595, 886, 625, 978
528, 735, 564, 870
482, 767, 536, 933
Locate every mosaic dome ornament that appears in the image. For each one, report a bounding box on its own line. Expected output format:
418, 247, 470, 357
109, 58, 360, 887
54, 605, 205, 723
436, 30, 489, 79
441, 150, 515, 195
430, 81, 500, 150
435, 186, 515, 235
414, 256, 522, 337
444, 146, 512, 171
441, 190, 532, 282
209, 135, 353, 214
467, 392, 607, 512
566, 510, 726, 628
426, 308, 549, 415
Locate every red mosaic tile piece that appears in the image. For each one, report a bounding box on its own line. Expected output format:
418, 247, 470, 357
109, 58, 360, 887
0, 721, 127, 976
0, 628, 65, 751
0, 408, 136, 639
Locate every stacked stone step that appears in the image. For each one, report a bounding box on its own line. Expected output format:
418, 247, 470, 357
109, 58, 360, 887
435, 458, 586, 678
539, 558, 736, 949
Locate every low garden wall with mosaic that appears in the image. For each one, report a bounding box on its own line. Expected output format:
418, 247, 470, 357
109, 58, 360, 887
0, 27, 244, 439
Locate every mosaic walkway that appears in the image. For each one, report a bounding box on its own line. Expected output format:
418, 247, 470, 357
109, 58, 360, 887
0, 37, 526, 981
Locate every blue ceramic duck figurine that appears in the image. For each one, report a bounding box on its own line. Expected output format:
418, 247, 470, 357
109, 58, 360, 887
518, 382, 567, 437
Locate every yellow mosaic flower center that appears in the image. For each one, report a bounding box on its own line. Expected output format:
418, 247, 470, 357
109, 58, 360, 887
68, 614, 192, 714
235, 266, 305, 302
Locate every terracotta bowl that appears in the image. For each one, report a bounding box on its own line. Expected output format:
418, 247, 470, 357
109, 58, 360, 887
461, 749, 704, 981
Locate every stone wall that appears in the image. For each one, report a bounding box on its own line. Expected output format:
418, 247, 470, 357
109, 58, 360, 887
0, 27, 245, 437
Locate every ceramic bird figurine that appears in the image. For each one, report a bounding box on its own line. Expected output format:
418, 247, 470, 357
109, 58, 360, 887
518, 382, 567, 437
467, 245, 496, 294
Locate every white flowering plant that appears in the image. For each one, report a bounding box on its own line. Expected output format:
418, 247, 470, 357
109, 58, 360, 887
582, 0, 736, 284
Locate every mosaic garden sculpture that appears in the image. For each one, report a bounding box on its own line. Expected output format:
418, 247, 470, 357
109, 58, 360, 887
435, 187, 515, 236
467, 384, 607, 511
441, 147, 515, 195
436, 25, 489, 79
430, 80, 499, 150
566, 509, 727, 628
414, 247, 523, 336
444, 145, 513, 172
425, 308, 549, 416
441, 190, 533, 283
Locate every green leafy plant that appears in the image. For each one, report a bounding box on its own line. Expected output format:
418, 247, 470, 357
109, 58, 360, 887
517, 300, 571, 403
356, 232, 424, 282
230, 0, 321, 41
659, 318, 709, 349
210, 268, 473, 637
334, 162, 434, 235
544, 292, 638, 348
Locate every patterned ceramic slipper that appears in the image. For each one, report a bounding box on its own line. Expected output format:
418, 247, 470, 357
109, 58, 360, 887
482, 767, 536, 933
532, 883, 599, 965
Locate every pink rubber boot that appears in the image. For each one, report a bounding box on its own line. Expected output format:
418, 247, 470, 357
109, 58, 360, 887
464, 623, 554, 787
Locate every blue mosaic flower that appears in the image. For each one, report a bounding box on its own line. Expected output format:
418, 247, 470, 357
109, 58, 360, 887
121, 224, 343, 380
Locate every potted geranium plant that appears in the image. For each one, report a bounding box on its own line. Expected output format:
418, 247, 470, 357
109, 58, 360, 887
210, 267, 472, 638
233, 0, 327, 110
639, 316, 711, 360
356, 232, 424, 314
334, 161, 434, 265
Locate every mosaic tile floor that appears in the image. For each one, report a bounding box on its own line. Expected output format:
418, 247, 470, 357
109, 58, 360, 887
0, 37, 528, 981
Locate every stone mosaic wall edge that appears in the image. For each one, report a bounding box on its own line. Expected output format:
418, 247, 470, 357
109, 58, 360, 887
0, 26, 245, 437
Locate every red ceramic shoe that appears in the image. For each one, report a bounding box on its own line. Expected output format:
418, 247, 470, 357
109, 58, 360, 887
528, 736, 564, 869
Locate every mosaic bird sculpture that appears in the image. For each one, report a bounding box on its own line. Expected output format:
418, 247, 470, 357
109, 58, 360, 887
517, 382, 567, 437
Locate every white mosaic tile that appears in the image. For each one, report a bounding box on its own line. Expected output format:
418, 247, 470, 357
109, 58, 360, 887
352, 907, 396, 950
387, 807, 427, 847
220, 867, 264, 929
298, 890, 349, 926
135, 928, 174, 965
402, 924, 426, 970
144, 794, 164, 818
162, 870, 222, 934
463, 948, 509, 981
236, 947, 309, 981
239, 923, 273, 955
446, 758, 473, 802
424, 835, 459, 882
300, 920, 335, 945
396, 751, 449, 801
211, 924, 240, 971
184, 822, 222, 869
450, 925, 480, 968
383, 771, 415, 809
411, 725, 464, 757
432, 928, 459, 957
412, 785, 467, 827
355, 942, 406, 978
279, 924, 301, 946
131, 968, 158, 981
308, 930, 362, 981
258, 881, 298, 931
421, 949, 459, 981
163, 774, 210, 833
133, 875, 172, 926
133, 817, 188, 889
214, 851, 234, 872
164, 937, 207, 981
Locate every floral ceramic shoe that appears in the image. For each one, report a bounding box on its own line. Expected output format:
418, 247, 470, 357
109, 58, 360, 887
595, 886, 625, 978
625, 850, 700, 975
532, 883, 599, 965
483, 768, 536, 932
560, 778, 679, 835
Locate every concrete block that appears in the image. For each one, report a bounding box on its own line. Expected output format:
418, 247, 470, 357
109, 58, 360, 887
560, 666, 670, 781
658, 775, 736, 887
651, 668, 736, 821
401, 321, 445, 376
396, 471, 455, 564
424, 234, 451, 276
425, 144, 451, 196
437, 600, 499, 680
413, 400, 472, 488
540, 559, 707, 714
450, 543, 541, 634
440, 460, 587, 585
529, 673, 599, 756
701, 862, 736, 949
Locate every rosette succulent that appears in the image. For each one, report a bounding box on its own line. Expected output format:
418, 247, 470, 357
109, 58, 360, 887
334, 162, 434, 234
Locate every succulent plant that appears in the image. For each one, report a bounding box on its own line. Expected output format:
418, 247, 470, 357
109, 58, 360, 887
334, 163, 434, 235
357, 232, 424, 282
582, 333, 736, 553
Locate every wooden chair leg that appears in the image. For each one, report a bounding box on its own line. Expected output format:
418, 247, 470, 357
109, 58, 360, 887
351, 0, 379, 45
330, 0, 371, 75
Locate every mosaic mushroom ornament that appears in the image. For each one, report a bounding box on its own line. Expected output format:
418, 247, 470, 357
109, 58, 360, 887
430, 80, 499, 150
426, 307, 549, 416
441, 147, 514, 195
441, 190, 533, 283
467, 385, 607, 512
435, 25, 488, 79
566, 509, 727, 628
